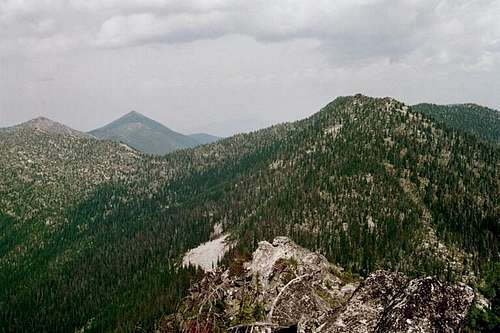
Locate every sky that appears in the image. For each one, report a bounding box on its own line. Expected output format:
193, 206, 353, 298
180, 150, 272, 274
0, 0, 499, 136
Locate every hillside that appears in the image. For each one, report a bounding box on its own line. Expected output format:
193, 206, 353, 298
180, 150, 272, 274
89, 111, 200, 155
0, 95, 498, 332
0, 127, 146, 301
0, 127, 142, 222
188, 132, 221, 145
413, 103, 500, 145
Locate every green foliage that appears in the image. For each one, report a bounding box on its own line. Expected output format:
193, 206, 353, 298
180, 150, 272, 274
231, 297, 266, 325
466, 305, 500, 332
465, 262, 500, 332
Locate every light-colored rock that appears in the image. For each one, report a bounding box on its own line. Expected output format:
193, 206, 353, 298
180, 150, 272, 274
248, 237, 340, 288
327, 271, 409, 332
182, 234, 232, 272
324, 124, 343, 138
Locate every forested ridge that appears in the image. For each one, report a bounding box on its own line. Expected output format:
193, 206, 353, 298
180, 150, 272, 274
0, 95, 498, 332
413, 103, 500, 145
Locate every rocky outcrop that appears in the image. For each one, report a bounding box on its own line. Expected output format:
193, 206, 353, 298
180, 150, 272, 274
326, 271, 409, 332
375, 277, 474, 332
248, 237, 356, 330
163, 237, 475, 332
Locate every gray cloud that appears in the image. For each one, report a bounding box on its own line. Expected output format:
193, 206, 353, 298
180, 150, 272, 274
2, 0, 498, 66
1, 0, 499, 135
85, 0, 500, 68
0, 0, 63, 22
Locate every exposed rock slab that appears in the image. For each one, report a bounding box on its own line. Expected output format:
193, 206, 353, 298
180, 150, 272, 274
375, 277, 474, 332
327, 271, 409, 332
165, 237, 475, 333
182, 234, 232, 272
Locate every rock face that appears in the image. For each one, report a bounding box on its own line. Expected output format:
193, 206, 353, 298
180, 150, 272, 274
248, 237, 355, 330
327, 271, 409, 332
163, 237, 475, 332
375, 277, 474, 332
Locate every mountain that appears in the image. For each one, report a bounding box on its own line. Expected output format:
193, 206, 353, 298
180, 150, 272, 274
88, 111, 200, 155
413, 103, 500, 145
1, 95, 498, 332
11, 116, 91, 138
0, 125, 142, 224
188, 132, 221, 144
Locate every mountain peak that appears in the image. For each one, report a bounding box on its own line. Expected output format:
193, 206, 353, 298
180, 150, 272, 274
322, 95, 406, 118
25, 116, 57, 125
89, 111, 200, 155
124, 110, 143, 117
116, 110, 149, 123
15, 116, 90, 138
31, 116, 51, 122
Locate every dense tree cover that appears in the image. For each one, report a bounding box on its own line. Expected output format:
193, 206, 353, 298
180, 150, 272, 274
0, 128, 141, 223
466, 262, 500, 332
1, 183, 204, 332
1, 95, 499, 331
413, 103, 500, 145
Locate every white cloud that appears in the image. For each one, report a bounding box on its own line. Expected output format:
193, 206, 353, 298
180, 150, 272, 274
33, 18, 55, 34
70, 0, 234, 13
16, 33, 80, 51
95, 11, 229, 47
0, 0, 63, 22
2, 0, 499, 68
85, 0, 499, 69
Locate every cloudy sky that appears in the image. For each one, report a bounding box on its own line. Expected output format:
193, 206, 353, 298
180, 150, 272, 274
1, 0, 499, 136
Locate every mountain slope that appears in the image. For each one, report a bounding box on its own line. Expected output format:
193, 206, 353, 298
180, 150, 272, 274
188, 132, 221, 144
0, 127, 142, 221
413, 103, 500, 145
1, 95, 498, 332
89, 111, 200, 155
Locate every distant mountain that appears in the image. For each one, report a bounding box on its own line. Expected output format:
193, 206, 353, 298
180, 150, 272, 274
88, 111, 200, 155
188, 132, 221, 144
12, 116, 91, 138
413, 103, 500, 145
